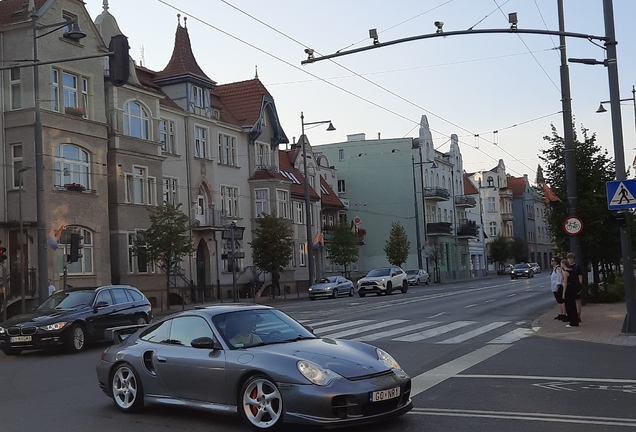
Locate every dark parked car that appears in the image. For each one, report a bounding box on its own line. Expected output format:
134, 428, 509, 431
96, 304, 412, 430
308, 276, 354, 300
511, 263, 534, 279
0, 285, 152, 355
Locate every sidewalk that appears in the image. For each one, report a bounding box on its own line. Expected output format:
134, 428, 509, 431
532, 302, 636, 347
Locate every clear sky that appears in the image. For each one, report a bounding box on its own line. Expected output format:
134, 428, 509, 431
86, 0, 636, 181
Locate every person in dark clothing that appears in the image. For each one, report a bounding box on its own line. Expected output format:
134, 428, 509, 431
567, 252, 583, 322
561, 259, 580, 327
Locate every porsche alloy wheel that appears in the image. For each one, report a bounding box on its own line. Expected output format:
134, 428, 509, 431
112, 363, 144, 412
240, 375, 283, 430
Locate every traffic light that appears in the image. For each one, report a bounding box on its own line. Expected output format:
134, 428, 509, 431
109, 34, 130, 87
69, 232, 83, 263
0, 241, 6, 263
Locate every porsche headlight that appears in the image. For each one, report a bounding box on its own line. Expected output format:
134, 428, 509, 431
0, 326, 5, 335
297, 360, 342, 386
40, 322, 67, 331
376, 347, 402, 370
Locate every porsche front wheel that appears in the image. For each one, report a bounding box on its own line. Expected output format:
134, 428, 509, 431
239, 375, 283, 430
111, 363, 144, 413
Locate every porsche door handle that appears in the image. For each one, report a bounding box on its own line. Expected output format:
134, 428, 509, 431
156, 356, 167, 363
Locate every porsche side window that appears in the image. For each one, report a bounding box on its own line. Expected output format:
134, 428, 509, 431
140, 320, 171, 344
169, 316, 214, 347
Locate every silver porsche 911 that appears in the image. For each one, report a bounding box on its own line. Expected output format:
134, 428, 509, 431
96, 304, 412, 430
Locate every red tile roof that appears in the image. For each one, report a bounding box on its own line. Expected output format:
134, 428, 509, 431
215, 79, 271, 127
0, 0, 46, 25
463, 173, 479, 194
279, 150, 319, 201
320, 176, 344, 209
154, 24, 213, 84
134, 66, 182, 111
507, 176, 527, 198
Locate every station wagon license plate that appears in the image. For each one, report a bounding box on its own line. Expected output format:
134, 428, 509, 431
10, 336, 32, 343
370, 386, 400, 402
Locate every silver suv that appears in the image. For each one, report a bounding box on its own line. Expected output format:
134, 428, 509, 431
356, 267, 408, 297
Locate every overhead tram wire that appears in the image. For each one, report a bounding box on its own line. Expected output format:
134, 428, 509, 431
157, 0, 534, 177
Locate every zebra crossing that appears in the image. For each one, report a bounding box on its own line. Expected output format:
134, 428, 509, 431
297, 317, 533, 345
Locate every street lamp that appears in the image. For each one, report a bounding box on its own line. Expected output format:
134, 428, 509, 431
222, 222, 245, 302
18, 166, 33, 314
596, 85, 636, 145
30, 2, 86, 304
411, 157, 437, 271
300, 112, 335, 286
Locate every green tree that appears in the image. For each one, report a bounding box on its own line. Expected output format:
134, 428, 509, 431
327, 220, 359, 277
489, 234, 510, 268
539, 123, 617, 296
133, 202, 194, 308
384, 222, 410, 267
249, 213, 294, 296
510, 237, 527, 262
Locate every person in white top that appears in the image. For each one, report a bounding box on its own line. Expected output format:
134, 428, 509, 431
549, 257, 566, 321
48, 279, 56, 297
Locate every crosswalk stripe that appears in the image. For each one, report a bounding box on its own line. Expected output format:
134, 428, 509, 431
321, 319, 409, 339
393, 321, 474, 342
313, 320, 374, 334
352, 321, 441, 342
436, 322, 508, 344
488, 328, 534, 344
302, 319, 339, 327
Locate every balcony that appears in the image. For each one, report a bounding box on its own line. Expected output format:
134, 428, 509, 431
501, 212, 514, 222
424, 187, 451, 202
426, 222, 452, 236
498, 188, 513, 199
456, 220, 479, 238
454, 195, 476, 208
192, 209, 226, 229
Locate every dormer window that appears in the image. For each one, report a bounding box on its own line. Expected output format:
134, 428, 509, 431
193, 86, 204, 108
487, 176, 494, 187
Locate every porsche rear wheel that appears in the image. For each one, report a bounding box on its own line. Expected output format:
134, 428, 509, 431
348, 288, 354, 297
112, 363, 144, 413
239, 375, 283, 430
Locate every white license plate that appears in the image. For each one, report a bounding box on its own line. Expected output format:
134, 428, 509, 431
10, 336, 32, 343
370, 386, 400, 402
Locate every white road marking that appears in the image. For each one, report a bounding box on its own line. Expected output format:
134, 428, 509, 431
408, 408, 636, 427
352, 321, 440, 342
410, 344, 511, 396
507, 293, 516, 297
465, 303, 478, 308
394, 321, 474, 342
427, 312, 445, 319
515, 321, 526, 325
457, 374, 636, 384
313, 320, 373, 334
321, 319, 408, 339
304, 319, 338, 327
437, 322, 508, 344
488, 328, 534, 344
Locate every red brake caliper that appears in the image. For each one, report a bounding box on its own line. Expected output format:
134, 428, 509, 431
250, 388, 258, 415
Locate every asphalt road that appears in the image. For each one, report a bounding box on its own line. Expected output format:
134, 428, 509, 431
2, 274, 635, 432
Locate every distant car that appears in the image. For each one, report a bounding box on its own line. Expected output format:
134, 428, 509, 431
511, 263, 534, 279
96, 304, 413, 430
308, 276, 354, 300
357, 267, 408, 297
529, 263, 541, 274
405, 269, 429, 285
0, 285, 152, 356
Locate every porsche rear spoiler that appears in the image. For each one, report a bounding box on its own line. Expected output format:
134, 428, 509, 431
106, 324, 147, 343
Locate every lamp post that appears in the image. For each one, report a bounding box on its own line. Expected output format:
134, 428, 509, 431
30, 3, 86, 304
18, 166, 33, 314
300, 112, 335, 286
596, 85, 636, 143
222, 222, 245, 302
411, 157, 437, 272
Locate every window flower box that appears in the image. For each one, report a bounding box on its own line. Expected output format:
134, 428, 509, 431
64, 106, 85, 117
64, 183, 86, 192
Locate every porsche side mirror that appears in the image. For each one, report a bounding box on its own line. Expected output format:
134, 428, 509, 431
303, 324, 315, 335
191, 336, 218, 349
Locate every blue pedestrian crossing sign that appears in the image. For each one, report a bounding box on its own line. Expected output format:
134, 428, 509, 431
607, 179, 636, 210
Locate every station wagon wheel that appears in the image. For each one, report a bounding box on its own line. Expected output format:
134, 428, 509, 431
111, 363, 144, 413
240, 375, 283, 430
65, 324, 86, 353
135, 315, 148, 325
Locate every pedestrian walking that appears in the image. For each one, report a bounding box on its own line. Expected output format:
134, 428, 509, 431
550, 257, 566, 321
567, 252, 583, 322
48, 279, 56, 297
561, 259, 580, 327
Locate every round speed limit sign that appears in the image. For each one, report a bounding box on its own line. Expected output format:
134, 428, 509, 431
563, 216, 583, 236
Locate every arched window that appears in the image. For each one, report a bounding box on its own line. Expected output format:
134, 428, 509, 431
55, 144, 90, 190
55, 227, 94, 275
223, 240, 243, 272
487, 176, 494, 187
124, 101, 149, 139
442, 176, 446, 189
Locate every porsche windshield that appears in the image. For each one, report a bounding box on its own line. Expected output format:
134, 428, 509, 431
39, 290, 96, 310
